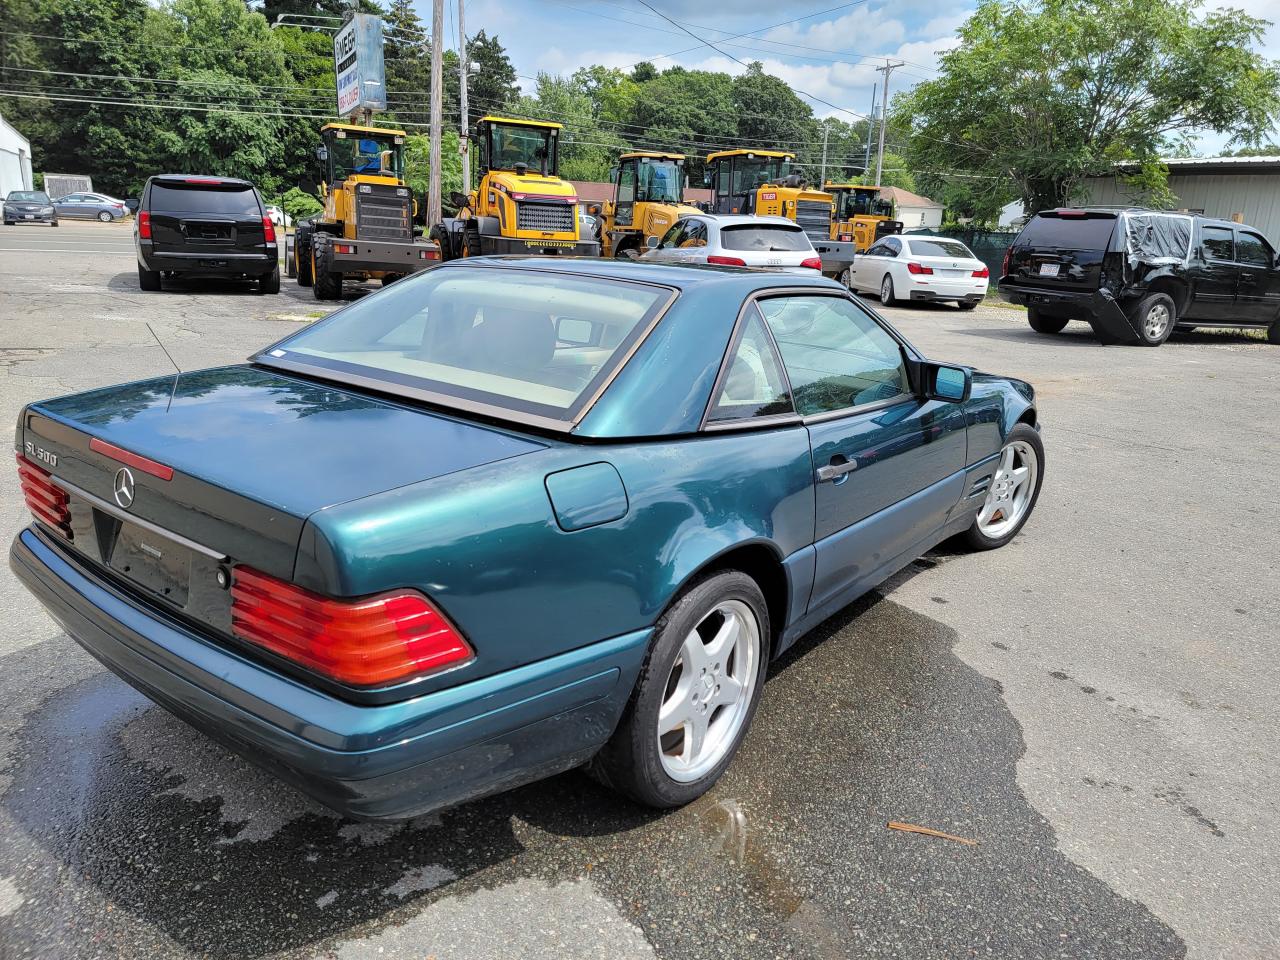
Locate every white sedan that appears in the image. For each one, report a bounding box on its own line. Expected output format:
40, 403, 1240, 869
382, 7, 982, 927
847, 235, 989, 309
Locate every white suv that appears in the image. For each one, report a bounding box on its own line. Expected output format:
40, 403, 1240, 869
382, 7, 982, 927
643, 214, 823, 273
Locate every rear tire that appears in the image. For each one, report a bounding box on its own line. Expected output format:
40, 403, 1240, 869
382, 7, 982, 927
97, 211, 113, 222
957, 300, 978, 311
381, 273, 403, 286
138, 264, 162, 291
587, 570, 769, 809
1130, 292, 1176, 347
295, 227, 313, 286
880, 274, 897, 306
1027, 306, 1069, 334
311, 236, 343, 301
258, 265, 280, 295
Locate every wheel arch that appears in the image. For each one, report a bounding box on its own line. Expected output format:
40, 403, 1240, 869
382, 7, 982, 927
1145, 274, 1190, 317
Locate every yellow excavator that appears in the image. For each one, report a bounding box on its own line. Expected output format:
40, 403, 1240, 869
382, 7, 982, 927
826, 182, 903, 252
431, 116, 599, 259
703, 149, 854, 280
593, 151, 702, 258
293, 122, 440, 300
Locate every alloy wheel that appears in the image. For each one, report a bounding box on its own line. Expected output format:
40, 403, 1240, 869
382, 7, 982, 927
1144, 303, 1171, 341
657, 599, 760, 783
881, 276, 893, 303
977, 439, 1038, 539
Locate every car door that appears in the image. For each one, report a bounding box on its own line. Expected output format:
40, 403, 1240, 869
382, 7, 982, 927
1190, 223, 1238, 322
1233, 229, 1280, 325
756, 292, 968, 612
646, 220, 689, 262
54, 194, 83, 218
852, 241, 890, 292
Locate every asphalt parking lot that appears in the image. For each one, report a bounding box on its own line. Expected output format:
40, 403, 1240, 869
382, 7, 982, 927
1, 221, 1277, 960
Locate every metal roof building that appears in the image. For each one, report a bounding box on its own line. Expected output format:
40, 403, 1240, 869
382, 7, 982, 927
1078, 155, 1280, 242
0, 112, 34, 196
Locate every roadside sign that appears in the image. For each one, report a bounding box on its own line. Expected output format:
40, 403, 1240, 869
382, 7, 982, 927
334, 14, 387, 118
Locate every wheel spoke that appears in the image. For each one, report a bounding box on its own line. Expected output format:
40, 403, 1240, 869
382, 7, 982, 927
715, 674, 744, 708
680, 628, 710, 677
683, 710, 708, 763
1000, 444, 1016, 474
704, 611, 740, 664
978, 499, 999, 525
659, 675, 693, 736
1009, 464, 1030, 492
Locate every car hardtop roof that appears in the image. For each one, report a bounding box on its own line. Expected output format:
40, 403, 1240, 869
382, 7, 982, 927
149, 174, 256, 188
1040, 206, 1246, 231
691, 213, 804, 227
440, 255, 844, 292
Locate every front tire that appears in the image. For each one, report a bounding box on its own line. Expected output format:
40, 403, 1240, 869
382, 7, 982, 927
962, 423, 1044, 550
137, 264, 162, 291
311, 236, 342, 301
880, 274, 897, 306
1027, 306, 1069, 334
1131, 292, 1176, 346
839, 267, 853, 289
588, 570, 769, 808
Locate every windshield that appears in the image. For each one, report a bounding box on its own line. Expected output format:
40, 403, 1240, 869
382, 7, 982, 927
637, 160, 682, 203
329, 132, 404, 180
488, 123, 555, 174
7, 192, 49, 203
836, 189, 891, 219
720, 225, 811, 252
262, 267, 672, 423
733, 157, 790, 194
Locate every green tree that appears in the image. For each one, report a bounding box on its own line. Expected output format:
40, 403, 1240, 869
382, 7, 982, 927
467, 30, 519, 112
732, 63, 820, 169
281, 186, 323, 220
895, 0, 1280, 214
403, 130, 462, 199
859, 151, 916, 192
515, 73, 629, 181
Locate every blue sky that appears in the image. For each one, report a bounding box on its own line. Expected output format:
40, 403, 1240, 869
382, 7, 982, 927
420, 0, 1279, 155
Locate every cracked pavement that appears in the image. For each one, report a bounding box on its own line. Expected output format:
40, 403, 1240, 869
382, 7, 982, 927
0, 221, 1277, 958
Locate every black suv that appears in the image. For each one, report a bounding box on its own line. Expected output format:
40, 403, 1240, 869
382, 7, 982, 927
999, 208, 1280, 345
135, 175, 279, 293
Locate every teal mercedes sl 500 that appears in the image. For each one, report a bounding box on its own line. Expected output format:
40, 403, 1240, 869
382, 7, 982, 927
10, 258, 1043, 818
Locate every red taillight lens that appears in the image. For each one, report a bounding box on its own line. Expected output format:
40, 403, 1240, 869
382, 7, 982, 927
138, 210, 151, 239
333, 242, 355, 255
799, 256, 822, 271
707, 255, 746, 266
16, 454, 72, 539
906, 262, 933, 275
230, 567, 473, 687
972, 266, 990, 278
262, 215, 276, 243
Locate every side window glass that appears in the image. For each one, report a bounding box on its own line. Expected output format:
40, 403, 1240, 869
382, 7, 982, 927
681, 222, 707, 248
1236, 232, 1271, 267
707, 310, 794, 422
759, 296, 910, 416
616, 163, 636, 205
865, 243, 885, 257
883, 238, 901, 257
1201, 226, 1234, 261
658, 222, 685, 249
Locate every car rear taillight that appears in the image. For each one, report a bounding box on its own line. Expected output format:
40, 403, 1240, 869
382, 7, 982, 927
138, 211, 151, 239
906, 262, 933, 275
839, 233, 852, 242
262, 215, 276, 243
230, 567, 473, 687
972, 266, 990, 278
800, 256, 822, 271
184, 178, 221, 185
707, 255, 747, 266
16, 454, 72, 539
333, 242, 356, 254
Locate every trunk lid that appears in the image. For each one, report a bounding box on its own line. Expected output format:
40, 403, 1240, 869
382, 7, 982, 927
1007, 211, 1118, 291
21, 366, 546, 582
146, 178, 268, 255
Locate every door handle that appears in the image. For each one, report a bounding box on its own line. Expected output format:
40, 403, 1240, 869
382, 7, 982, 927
816, 459, 858, 482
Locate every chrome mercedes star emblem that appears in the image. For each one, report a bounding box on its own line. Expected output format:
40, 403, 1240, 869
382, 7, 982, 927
113, 467, 136, 509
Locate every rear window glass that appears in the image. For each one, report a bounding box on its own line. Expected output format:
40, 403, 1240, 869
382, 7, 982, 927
904, 239, 973, 258
262, 267, 672, 423
1017, 213, 1116, 250
720, 225, 811, 252
148, 183, 260, 215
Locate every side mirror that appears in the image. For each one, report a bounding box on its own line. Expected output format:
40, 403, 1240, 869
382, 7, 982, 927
449, 191, 469, 209
925, 362, 971, 402
646, 236, 659, 249
315, 145, 328, 161
702, 170, 713, 187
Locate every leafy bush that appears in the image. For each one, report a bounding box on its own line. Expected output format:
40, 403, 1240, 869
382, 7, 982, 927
281, 187, 322, 221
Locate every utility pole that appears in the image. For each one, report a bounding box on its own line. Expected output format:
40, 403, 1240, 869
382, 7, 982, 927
863, 83, 877, 176
458, 0, 470, 195
428, 0, 444, 227
873, 60, 902, 187
819, 123, 829, 186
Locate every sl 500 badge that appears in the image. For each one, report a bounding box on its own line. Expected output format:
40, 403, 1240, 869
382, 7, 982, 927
23, 441, 56, 468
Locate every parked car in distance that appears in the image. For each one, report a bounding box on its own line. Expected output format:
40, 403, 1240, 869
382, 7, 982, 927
10, 258, 1043, 820
643, 214, 823, 272
847, 235, 989, 309
3, 190, 58, 226
264, 204, 292, 228
134, 175, 279, 294
53, 192, 130, 221
999, 207, 1280, 345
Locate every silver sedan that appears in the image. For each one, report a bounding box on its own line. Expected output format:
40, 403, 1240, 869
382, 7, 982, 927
642, 214, 823, 273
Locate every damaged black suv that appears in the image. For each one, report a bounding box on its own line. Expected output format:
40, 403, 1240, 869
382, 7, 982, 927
999, 208, 1280, 346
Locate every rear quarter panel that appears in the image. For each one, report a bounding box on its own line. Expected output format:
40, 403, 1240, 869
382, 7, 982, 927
294, 426, 816, 685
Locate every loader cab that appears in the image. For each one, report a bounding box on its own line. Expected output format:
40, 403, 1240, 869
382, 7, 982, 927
705, 150, 795, 215
612, 153, 684, 226
318, 124, 405, 187
476, 116, 561, 177
830, 184, 893, 221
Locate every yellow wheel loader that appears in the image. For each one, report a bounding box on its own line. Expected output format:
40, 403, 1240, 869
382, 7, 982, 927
703, 150, 854, 280
826, 182, 903, 254
294, 122, 440, 301
593, 152, 702, 259
431, 116, 600, 260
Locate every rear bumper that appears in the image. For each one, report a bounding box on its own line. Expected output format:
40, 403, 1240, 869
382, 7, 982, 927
998, 280, 1140, 343
330, 238, 440, 276
810, 239, 855, 278
11, 527, 650, 820
138, 242, 278, 277
908, 281, 986, 303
